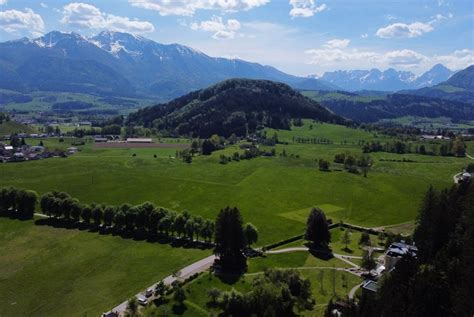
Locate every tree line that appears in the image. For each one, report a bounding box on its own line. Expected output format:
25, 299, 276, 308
293, 136, 333, 145
362, 135, 466, 157
0, 187, 38, 219
39, 191, 216, 243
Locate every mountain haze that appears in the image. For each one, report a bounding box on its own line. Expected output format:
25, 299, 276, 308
0, 31, 335, 101
317, 64, 454, 92
405, 65, 474, 104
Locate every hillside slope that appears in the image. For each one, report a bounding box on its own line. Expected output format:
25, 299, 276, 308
303, 91, 474, 123
406, 65, 474, 103
127, 79, 346, 137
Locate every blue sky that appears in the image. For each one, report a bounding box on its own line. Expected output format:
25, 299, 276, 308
0, 0, 473, 76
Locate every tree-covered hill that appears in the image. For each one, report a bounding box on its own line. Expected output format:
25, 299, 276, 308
316, 93, 474, 123
127, 79, 347, 137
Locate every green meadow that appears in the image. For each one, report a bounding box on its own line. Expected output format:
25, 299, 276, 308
0, 120, 468, 315
0, 217, 209, 317
1, 122, 465, 244
143, 252, 361, 317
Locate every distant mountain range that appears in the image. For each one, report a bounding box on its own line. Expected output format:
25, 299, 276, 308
303, 65, 474, 123
314, 64, 455, 92
405, 65, 474, 104
0, 31, 335, 101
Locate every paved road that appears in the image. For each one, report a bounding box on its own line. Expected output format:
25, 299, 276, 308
266, 247, 309, 254
109, 254, 216, 316
348, 282, 363, 299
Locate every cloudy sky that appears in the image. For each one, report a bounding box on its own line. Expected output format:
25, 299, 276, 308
0, 0, 473, 76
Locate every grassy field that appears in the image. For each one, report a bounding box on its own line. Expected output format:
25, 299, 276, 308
1, 122, 467, 245
2, 90, 155, 115
0, 121, 37, 135
0, 216, 209, 317
0, 120, 467, 315
144, 252, 361, 317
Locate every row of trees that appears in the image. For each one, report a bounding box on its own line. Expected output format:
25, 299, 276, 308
40, 191, 216, 243
293, 136, 333, 144
362, 136, 466, 157
334, 153, 373, 176
0, 187, 38, 219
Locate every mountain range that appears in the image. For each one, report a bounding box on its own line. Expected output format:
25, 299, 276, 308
315, 64, 455, 92
0, 31, 334, 101
405, 65, 474, 104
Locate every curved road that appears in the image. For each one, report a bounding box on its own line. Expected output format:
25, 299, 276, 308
109, 254, 216, 316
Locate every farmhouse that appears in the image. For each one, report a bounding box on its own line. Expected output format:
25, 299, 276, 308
384, 242, 418, 270
126, 138, 153, 143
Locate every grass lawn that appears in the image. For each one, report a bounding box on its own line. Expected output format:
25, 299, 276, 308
1, 122, 464, 246
329, 228, 380, 257
0, 121, 37, 135
144, 252, 361, 317
0, 217, 209, 317
0, 121, 466, 315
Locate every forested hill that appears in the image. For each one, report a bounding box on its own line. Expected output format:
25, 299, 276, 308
315, 93, 474, 123
127, 79, 347, 137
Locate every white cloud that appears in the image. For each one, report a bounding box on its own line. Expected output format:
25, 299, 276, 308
40, 2, 48, 8
376, 13, 452, 39
324, 38, 350, 49
305, 40, 427, 70
61, 2, 155, 34
383, 49, 427, 66
128, 0, 269, 16
435, 49, 474, 70
0, 8, 45, 37
361, 33, 368, 38
191, 16, 241, 39
289, 0, 326, 18
376, 22, 433, 38
0, 0, 7, 5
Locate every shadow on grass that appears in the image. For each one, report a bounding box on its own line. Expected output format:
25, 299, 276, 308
215, 272, 244, 285
0, 210, 34, 221
32, 216, 213, 251
172, 302, 187, 315
341, 247, 354, 254
306, 242, 334, 261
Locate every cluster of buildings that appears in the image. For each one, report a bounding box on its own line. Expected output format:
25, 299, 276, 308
93, 136, 153, 143
361, 241, 418, 295
0, 143, 77, 163
2, 133, 49, 141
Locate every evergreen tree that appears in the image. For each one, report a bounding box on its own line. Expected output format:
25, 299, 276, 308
214, 206, 246, 271
305, 207, 331, 248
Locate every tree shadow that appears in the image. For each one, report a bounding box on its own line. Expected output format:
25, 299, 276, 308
215, 273, 243, 285
31, 217, 213, 251
0, 211, 33, 221
172, 302, 187, 315
307, 243, 334, 260
342, 247, 354, 254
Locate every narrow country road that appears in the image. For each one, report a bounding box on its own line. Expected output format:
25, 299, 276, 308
110, 254, 216, 316
348, 282, 363, 300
